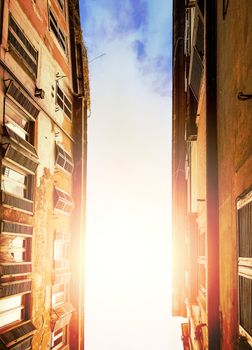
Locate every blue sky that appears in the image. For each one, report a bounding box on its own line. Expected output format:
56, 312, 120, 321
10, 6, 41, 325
80, 1, 183, 350
80, 0, 172, 96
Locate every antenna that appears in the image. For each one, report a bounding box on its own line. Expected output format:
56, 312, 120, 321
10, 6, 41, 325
89, 53, 106, 63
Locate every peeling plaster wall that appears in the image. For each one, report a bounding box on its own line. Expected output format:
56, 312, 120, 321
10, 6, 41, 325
0, 0, 85, 349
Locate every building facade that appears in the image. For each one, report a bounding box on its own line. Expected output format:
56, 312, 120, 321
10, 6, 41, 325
172, 1, 252, 349
0, 1, 89, 349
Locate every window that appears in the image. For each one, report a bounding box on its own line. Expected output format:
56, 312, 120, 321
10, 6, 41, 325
51, 326, 67, 350
0, 279, 32, 298
0, 294, 30, 329
0, 0, 4, 44
6, 81, 40, 120
1, 165, 33, 204
0, 320, 35, 349
57, 0, 65, 12
0, 234, 31, 263
223, 0, 229, 19
188, 4, 204, 101
54, 239, 70, 271
8, 14, 38, 78
51, 302, 74, 332
49, 9, 66, 52
2, 99, 38, 175
54, 187, 74, 214
1, 220, 33, 236
52, 283, 67, 307
2, 166, 27, 197
56, 85, 72, 120
55, 144, 73, 173
1, 164, 34, 214
238, 189, 252, 346
5, 102, 35, 144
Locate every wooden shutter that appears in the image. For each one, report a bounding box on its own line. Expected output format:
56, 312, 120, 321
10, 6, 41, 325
0, 321, 36, 348
6, 81, 40, 120
0, 279, 31, 298
1, 191, 33, 214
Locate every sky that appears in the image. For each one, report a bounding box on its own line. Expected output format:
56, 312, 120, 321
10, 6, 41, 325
80, 1, 183, 349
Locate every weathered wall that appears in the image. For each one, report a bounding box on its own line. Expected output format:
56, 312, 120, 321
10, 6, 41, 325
0, 0, 86, 349
217, 1, 252, 349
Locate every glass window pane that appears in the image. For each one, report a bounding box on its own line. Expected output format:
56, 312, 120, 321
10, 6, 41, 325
0, 295, 22, 313
0, 308, 22, 327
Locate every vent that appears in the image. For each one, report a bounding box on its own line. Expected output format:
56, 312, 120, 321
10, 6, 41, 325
2, 191, 34, 214
4, 144, 38, 174
6, 81, 40, 120
4, 125, 38, 157
0, 321, 35, 348
239, 276, 252, 336
8, 14, 38, 78
1, 221, 33, 237
56, 85, 72, 120
55, 144, 73, 173
0, 263, 32, 276
54, 188, 74, 214
0, 279, 31, 298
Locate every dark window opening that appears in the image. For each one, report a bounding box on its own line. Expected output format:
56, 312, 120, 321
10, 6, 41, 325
56, 84, 72, 119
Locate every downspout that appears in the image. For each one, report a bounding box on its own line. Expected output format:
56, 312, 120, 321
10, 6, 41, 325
77, 95, 87, 350
205, 0, 220, 349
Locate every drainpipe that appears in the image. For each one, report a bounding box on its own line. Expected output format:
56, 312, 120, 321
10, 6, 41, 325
205, 0, 220, 349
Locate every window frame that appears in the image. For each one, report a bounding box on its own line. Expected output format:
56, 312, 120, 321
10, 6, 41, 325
55, 84, 72, 120
54, 187, 74, 215
56, 0, 65, 12
55, 143, 74, 174
0, 233, 32, 264
237, 189, 252, 346
51, 326, 67, 350
8, 13, 38, 79
48, 8, 67, 53
0, 293, 31, 330
5, 101, 35, 147
1, 163, 34, 202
